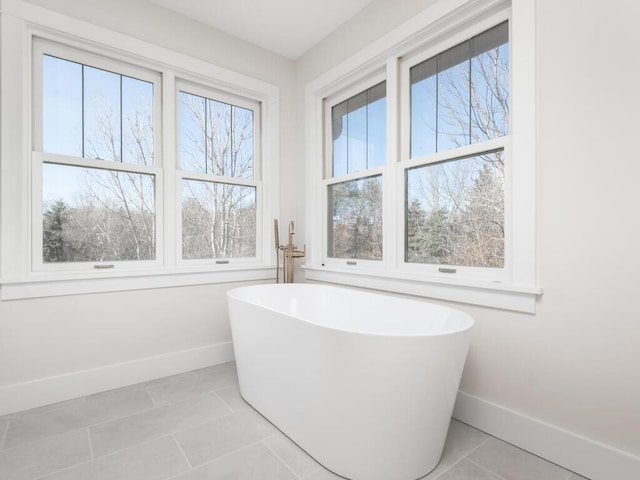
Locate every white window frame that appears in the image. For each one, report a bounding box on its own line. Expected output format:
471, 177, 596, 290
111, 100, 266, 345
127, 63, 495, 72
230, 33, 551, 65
32, 39, 164, 273
398, 12, 511, 282
304, 0, 541, 313
175, 79, 263, 266
322, 71, 386, 270
0, 0, 280, 300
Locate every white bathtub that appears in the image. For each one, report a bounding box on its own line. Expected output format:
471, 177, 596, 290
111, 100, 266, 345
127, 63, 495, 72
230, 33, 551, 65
227, 283, 474, 480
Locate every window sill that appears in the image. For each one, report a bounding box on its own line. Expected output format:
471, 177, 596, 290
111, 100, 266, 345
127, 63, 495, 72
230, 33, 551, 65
0, 265, 276, 300
302, 264, 542, 313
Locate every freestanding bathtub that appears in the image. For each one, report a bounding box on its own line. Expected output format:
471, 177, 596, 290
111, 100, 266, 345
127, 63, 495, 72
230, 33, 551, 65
227, 283, 474, 480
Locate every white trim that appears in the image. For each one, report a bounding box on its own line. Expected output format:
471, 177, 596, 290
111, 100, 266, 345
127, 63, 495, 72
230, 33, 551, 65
453, 391, 640, 480
0, 342, 235, 416
0, 0, 280, 295
303, 265, 539, 313
0, 267, 275, 300
304, 0, 540, 311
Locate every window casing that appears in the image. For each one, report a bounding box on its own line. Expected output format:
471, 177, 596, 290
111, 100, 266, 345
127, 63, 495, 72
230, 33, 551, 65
305, 0, 540, 313
0, 1, 280, 299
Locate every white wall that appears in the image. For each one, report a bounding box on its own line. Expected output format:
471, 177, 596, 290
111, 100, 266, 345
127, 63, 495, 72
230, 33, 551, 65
0, 0, 297, 398
296, 0, 640, 464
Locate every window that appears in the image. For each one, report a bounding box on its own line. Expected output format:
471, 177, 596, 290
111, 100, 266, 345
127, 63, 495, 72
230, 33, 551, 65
405, 22, 508, 271
177, 86, 260, 262
33, 42, 161, 270
0, 6, 280, 299
325, 81, 386, 262
305, 0, 540, 312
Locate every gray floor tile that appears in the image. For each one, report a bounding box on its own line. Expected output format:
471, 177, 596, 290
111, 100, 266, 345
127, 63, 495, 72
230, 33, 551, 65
216, 385, 250, 412
39, 435, 189, 480
4, 387, 153, 449
417, 419, 490, 479
146, 362, 238, 407
90, 393, 231, 457
7, 398, 86, 419
567, 474, 590, 480
0, 429, 90, 480
174, 408, 277, 467
301, 468, 345, 479
468, 437, 571, 480
171, 442, 296, 480
264, 432, 321, 477
437, 459, 502, 480
0, 419, 9, 450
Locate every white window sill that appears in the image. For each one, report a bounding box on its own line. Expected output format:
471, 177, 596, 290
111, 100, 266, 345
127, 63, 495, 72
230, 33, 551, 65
302, 264, 542, 313
0, 265, 276, 300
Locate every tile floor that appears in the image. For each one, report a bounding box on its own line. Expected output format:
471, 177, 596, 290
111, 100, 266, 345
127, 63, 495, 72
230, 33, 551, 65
0, 362, 589, 480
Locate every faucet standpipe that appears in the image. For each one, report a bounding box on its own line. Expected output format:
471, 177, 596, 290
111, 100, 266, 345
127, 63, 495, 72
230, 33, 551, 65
274, 219, 305, 283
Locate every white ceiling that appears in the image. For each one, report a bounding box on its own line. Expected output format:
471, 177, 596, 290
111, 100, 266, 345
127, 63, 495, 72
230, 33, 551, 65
148, 0, 375, 60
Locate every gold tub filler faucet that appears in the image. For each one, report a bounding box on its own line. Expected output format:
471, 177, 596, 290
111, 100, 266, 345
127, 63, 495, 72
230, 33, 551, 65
274, 219, 305, 283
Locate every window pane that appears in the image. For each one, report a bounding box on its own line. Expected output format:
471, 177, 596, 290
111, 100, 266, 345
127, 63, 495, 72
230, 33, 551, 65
331, 82, 386, 176
179, 91, 206, 172
410, 22, 509, 158
405, 151, 504, 267
121, 76, 154, 165
42, 163, 156, 262
179, 91, 255, 179
83, 66, 122, 161
43, 55, 82, 156
347, 92, 368, 173
470, 22, 509, 142
182, 180, 256, 259
328, 175, 382, 260
437, 42, 471, 151
367, 82, 387, 168
410, 57, 437, 157
42, 55, 155, 165
331, 100, 348, 177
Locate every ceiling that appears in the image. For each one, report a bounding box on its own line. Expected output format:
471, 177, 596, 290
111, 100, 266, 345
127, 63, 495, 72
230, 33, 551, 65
148, 0, 375, 60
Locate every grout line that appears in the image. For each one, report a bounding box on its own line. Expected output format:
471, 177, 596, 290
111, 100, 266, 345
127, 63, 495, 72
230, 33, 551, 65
86, 427, 94, 460
261, 438, 306, 479
171, 433, 194, 470
164, 439, 267, 480
429, 435, 492, 480
0, 419, 10, 451
465, 457, 511, 480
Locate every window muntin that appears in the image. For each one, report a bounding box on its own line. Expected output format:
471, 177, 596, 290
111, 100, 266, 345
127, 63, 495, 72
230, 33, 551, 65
328, 175, 383, 260
405, 150, 504, 267
405, 22, 509, 272
178, 84, 261, 261
410, 22, 509, 158
42, 163, 156, 263
326, 81, 386, 263
35, 41, 161, 270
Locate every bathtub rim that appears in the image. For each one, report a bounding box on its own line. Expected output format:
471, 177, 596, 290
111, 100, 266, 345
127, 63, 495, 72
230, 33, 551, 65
227, 282, 475, 338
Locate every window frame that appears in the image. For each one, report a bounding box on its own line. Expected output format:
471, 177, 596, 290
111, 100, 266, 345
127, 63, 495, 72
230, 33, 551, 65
0, 0, 280, 300
175, 79, 263, 266
304, 0, 541, 313
322, 71, 386, 269
397, 12, 511, 282
31, 39, 164, 273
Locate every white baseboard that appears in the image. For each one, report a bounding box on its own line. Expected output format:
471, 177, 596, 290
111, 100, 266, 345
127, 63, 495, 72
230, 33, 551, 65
453, 391, 640, 480
0, 342, 235, 416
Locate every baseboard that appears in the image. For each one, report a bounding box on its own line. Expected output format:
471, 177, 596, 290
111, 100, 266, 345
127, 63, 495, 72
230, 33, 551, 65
453, 391, 640, 480
0, 342, 235, 416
